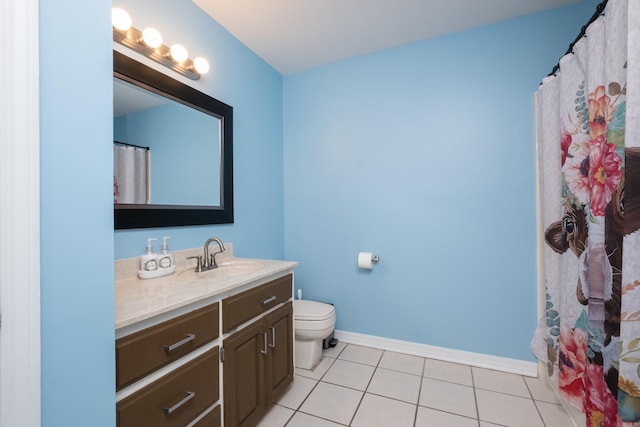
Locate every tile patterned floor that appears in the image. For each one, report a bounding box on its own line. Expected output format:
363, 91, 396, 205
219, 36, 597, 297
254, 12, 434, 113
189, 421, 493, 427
257, 342, 576, 427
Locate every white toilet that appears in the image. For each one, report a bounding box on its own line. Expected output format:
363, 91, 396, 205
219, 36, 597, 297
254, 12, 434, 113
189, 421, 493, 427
293, 300, 336, 370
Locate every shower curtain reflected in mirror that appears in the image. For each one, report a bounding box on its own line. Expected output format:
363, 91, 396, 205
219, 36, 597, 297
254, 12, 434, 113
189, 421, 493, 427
532, 0, 640, 424
113, 144, 149, 204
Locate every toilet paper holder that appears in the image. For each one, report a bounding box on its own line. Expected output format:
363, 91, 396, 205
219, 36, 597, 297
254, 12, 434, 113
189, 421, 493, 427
357, 252, 380, 269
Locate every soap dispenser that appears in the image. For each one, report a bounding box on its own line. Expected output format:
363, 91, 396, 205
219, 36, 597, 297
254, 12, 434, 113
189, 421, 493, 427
159, 236, 174, 269
141, 238, 158, 272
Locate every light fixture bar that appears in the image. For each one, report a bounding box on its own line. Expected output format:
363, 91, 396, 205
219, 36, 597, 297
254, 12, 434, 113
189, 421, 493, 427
113, 26, 202, 80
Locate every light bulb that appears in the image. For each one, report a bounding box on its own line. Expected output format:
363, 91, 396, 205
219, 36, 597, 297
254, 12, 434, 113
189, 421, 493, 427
193, 57, 210, 75
142, 28, 163, 48
170, 44, 188, 63
112, 8, 132, 31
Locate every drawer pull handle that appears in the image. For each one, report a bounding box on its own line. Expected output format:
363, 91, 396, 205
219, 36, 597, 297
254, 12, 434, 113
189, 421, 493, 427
261, 295, 277, 305
163, 391, 195, 415
269, 326, 276, 348
261, 331, 268, 355
164, 334, 196, 352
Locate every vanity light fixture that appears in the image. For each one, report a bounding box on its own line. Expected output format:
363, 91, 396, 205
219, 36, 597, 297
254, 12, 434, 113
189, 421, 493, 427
193, 57, 210, 75
112, 7, 209, 80
141, 27, 163, 49
112, 8, 132, 31
169, 44, 188, 63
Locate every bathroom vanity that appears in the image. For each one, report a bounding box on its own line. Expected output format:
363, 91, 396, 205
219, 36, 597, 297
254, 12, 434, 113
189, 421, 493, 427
114, 247, 297, 427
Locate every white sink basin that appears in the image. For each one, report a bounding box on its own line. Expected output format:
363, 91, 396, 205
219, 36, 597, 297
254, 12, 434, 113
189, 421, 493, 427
215, 260, 265, 276
179, 259, 265, 279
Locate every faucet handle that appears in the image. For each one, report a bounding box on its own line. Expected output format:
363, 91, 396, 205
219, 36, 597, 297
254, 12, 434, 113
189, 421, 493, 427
210, 252, 222, 268
187, 255, 203, 272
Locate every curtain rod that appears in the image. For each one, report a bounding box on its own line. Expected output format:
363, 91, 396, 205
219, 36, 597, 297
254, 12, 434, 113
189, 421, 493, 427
114, 141, 150, 151
546, 0, 608, 78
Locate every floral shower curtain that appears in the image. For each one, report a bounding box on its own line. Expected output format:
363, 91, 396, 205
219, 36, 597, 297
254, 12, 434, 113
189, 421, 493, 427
532, 0, 640, 425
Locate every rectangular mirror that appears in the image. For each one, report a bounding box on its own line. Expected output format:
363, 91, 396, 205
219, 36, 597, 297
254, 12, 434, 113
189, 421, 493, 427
114, 78, 221, 205
113, 51, 233, 229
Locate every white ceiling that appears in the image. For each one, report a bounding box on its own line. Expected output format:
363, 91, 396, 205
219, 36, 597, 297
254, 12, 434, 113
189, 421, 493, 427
193, 0, 581, 75
113, 78, 167, 117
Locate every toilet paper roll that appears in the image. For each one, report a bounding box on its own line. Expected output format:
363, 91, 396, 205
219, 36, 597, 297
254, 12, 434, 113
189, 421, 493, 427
358, 252, 376, 269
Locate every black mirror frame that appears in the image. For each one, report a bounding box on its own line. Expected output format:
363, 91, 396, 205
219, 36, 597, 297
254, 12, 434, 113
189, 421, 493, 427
113, 50, 234, 229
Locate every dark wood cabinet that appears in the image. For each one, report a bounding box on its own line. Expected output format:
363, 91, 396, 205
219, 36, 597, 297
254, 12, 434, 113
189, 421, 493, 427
116, 303, 219, 390
192, 404, 221, 427
223, 302, 293, 427
222, 317, 266, 427
116, 302, 221, 427
116, 347, 219, 427
116, 271, 294, 427
222, 274, 292, 333
264, 302, 294, 402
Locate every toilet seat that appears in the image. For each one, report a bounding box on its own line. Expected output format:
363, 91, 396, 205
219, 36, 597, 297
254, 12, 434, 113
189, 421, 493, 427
294, 300, 336, 334
294, 300, 334, 322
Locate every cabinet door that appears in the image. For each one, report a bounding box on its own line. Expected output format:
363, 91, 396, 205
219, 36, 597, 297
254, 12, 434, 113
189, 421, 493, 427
223, 318, 266, 427
264, 302, 294, 403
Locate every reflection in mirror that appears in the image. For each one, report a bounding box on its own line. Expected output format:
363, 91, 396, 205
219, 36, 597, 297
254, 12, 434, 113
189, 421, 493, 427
113, 78, 221, 206
113, 141, 150, 204
114, 50, 233, 229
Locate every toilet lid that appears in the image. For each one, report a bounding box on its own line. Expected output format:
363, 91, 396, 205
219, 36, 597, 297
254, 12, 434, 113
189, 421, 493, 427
294, 300, 335, 321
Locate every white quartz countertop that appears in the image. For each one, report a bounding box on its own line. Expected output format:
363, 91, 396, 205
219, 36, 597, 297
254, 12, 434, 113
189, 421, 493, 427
115, 256, 297, 330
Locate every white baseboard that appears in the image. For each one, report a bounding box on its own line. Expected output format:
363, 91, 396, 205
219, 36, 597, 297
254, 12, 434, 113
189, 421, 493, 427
334, 330, 538, 377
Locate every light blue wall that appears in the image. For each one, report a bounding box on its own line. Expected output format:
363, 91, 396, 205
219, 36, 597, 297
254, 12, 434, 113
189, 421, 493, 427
40, 0, 283, 425
282, 1, 599, 361
112, 0, 284, 260
40, 0, 114, 425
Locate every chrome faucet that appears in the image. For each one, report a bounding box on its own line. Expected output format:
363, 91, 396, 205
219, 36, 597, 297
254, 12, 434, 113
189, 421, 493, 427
187, 237, 226, 272
203, 237, 226, 271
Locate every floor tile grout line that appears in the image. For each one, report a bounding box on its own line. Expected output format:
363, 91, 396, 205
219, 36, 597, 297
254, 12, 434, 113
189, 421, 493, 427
363, 390, 421, 407
413, 405, 481, 424
345, 344, 384, 426
532, 400, 549, 427
378, 351, 428, 377
291, 407, 350, 426
377, 365, 424, 377
296, 352, 339, 382
284, 353, 338, 426
281, 379, 320, 426
327, 342, 347, 360
412, 357, 426, 427
475, 385, 546, 400
415, 362, 487, 427
471, 365, 481, 426
280, 404, 296, 427
524, 377, 550, 427
472, 367, 551, 427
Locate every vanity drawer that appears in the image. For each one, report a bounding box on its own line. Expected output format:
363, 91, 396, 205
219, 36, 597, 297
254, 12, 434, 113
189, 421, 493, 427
192, 405, 221, 427
116, 303, 219, 390
117, 347, 219, 427
222, 274, 292, 333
